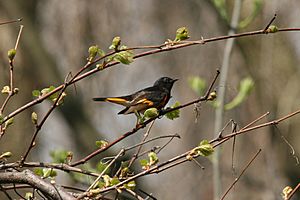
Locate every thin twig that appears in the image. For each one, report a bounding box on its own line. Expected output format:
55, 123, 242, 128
220, 149, 261, 200
128, 120, 156, 168
263, 14, 277, 33
138, 189, 157, 200
124, 188, 145, 200
87, 149, 125, 192
156, 134, 178, 154
0, 18, 22, 26
125, 134, 180, 152
0, 184, 13, 200
14, 25, 24, 50
273, 125, 299, 165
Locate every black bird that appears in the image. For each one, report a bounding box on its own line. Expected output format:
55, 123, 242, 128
93, 77, 177, 115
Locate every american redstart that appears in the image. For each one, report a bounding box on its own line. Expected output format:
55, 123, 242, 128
93, 77, 177, 115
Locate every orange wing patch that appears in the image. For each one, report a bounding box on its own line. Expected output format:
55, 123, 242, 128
136, 98, 154, 106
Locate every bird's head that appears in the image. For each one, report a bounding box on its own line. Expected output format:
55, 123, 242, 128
154, 77, 178, 91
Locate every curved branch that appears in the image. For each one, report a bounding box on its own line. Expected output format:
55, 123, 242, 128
0, 169, 75, 200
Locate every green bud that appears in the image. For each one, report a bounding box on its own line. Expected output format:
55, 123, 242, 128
113, 50, 134, 65
95, 140, 109, 149
1, 86, 10, 94
165, 101, 180, 120
0, 151, 13, 159
43, 168, 57, 178
139, 159, 149, 167
96, 64, 104, 70
148, 152, 159, 166
31, 112, 38, 125
195, 140, 214, 157
207, 90, 217, 101
8, 49, 16, 61
96, 161, 110, 174
124, 180, 136, 190
266, 25, 278, 33
144, 108, 159, 119
110, 177, 120, 186
32, 90, 41, 97
175, 27, 190, 41
88, 45, 100, 61
188, 76, 206, 96
109, 36, 121, 50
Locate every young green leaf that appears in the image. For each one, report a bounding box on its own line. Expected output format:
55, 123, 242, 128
50, 149, 69, 163
188, 76, 206, 96
144, 108, 159, 119
165, 101, 180, 120
42, 168, 57, 178
7, 49, 16, 61
95, 140, 109, 149
32, 90, 41, 97
211, 0, 228, 21
175, 27, 190, 41
88, 45, 100, 61
109, 36, 121, 50
124, 180, 136, 190
34, 168, 44, 176
96, 161, 110, 174
148, 152, 159, 166
196, 140, 214, 157
112, 50, 134, 65
110, 177, 120, 186
239, 0, 263, 29
139, 159, 149, 167
225, 77, 254, 110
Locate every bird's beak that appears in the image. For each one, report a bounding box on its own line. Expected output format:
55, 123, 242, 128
173, 79, 179, 83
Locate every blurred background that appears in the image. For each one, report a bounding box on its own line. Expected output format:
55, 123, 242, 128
0, 0, 300, 199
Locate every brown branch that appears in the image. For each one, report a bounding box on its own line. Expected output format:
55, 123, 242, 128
0, 25, 24, 138
0, 18, 22, 26
128, 120, 156, 168
1, 27, 300, 126
220, 149, 262, 200
0, 161, 100, 178
0, 169, 75, 200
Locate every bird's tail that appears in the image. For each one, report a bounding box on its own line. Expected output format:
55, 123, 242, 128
92, 97, 107, 101
93, 96, 130, 106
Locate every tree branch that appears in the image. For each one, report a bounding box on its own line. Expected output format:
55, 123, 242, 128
0, 169, 75, 200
